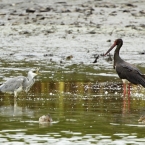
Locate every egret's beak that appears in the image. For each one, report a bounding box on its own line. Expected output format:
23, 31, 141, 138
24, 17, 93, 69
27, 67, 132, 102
104, 41, 117, 56
36, 67, 40, 75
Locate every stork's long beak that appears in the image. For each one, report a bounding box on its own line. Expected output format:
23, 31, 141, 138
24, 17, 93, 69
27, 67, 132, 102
104, 42, 117, 56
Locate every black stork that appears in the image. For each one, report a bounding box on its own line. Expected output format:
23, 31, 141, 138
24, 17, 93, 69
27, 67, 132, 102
104, 39, 145, 95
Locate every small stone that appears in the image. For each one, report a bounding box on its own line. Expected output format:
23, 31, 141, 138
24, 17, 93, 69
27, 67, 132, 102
140, 24, 145, 28
39, 7, 51, 12
139, 10, 145, 14
107, 39, 111, 42
19, 13, 28, 16
26, 8, 35, 13
61, 8, 71, 13
66, 55, 73, 60
125, 3, 136, 7
123, 10, 130, 13
139, 51, 145, 55
85, 10, 92, 15
89, 30, 96, 34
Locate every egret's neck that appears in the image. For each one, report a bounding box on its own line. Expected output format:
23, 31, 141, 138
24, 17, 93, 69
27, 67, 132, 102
27, 72, 35, 81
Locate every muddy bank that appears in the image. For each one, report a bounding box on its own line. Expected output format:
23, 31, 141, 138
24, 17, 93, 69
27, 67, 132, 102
0, 0, 145, 79
1, 0, 145, 29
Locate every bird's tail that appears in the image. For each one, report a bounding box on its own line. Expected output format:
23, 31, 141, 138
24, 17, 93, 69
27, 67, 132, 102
138, 75, 145, 88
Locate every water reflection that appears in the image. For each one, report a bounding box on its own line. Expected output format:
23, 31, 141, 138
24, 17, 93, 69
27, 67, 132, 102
0, 81, 145, 144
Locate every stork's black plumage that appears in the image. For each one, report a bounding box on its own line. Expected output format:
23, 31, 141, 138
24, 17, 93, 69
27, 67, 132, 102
104, 39, 145, 87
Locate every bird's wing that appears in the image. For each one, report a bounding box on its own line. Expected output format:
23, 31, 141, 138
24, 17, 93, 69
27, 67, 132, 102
116, 62, 145, 85
0, 76, 25, 93
122, 62, 144, 76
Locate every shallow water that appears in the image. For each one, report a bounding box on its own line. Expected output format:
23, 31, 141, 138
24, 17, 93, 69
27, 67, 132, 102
0, 72, 145, 145
0, 33, 145, 144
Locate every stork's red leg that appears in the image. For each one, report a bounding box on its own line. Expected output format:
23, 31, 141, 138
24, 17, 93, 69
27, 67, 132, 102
128, 83, 130, 96
123, 83, 126, 96
128, 83, 131, 112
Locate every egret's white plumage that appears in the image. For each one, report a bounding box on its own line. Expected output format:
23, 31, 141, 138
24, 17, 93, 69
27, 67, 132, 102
0, 68, 40, 97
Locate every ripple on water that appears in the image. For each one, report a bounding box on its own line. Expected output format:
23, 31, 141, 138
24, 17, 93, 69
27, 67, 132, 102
1, 132, 145, 144
125, 124, 145, 127
72, 132, 82, 135
114, 133, 130, 138
0, 138, 8, 143
0, 129, 27, 133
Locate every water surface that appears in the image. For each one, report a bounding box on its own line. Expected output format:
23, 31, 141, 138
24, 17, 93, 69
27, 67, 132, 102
0, 0, 145, 144
0, 73, 145, 144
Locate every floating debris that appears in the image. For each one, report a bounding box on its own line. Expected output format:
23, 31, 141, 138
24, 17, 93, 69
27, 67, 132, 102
93, 54, 99, 63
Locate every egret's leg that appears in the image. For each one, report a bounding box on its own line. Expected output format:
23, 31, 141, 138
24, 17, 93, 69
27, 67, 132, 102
14, 91, 17, 98
14, 97, 17, 108
13, 94, 17, 116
